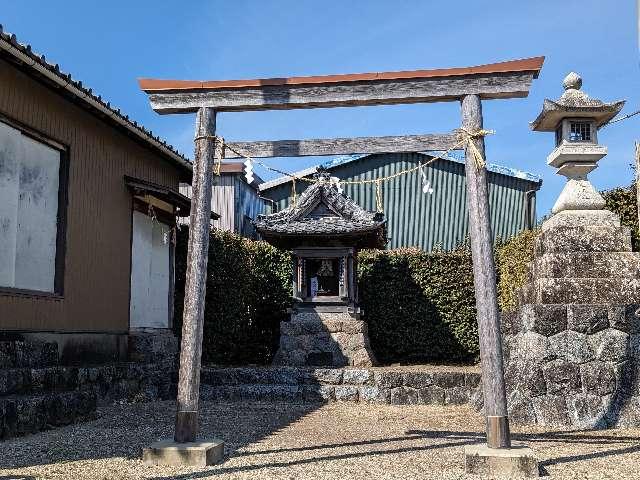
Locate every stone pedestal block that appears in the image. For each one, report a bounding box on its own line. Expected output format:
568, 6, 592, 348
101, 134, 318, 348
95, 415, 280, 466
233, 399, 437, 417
143, 439, 225, 467
464, 443, 539, 477
502, 210, 640, 428
273, 308, 376, 367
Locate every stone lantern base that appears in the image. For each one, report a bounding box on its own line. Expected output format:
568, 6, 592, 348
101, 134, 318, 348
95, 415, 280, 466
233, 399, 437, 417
501, 211, 640, 427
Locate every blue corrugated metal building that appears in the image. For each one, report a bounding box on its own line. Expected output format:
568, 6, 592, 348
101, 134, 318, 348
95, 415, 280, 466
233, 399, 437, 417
257, 152, 542, 251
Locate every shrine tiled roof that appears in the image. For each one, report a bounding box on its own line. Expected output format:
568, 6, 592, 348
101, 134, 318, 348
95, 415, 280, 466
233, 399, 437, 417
255, 170, 385, 237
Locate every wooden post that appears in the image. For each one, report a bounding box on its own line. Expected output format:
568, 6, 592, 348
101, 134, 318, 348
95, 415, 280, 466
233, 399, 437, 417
346, 254, 355, 306
635, 142, 640, 226
174, 107, 217, 443
461, 94, 511, 449
292, 255, 299, 300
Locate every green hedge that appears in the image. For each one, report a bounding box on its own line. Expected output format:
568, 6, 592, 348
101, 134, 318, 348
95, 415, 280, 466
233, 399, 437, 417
496, 228, 540, 313
173, 228, 555, 365
173, 228, 291, 365
603, 182, 640, 251
358, 247, 479, 364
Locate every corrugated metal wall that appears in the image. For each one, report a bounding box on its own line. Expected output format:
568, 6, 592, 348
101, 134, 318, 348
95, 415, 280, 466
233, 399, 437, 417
262, 153, 539, 251
233, 176, 266, 238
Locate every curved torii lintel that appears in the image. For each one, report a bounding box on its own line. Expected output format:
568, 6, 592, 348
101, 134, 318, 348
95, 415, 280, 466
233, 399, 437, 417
139, 56, 544, 113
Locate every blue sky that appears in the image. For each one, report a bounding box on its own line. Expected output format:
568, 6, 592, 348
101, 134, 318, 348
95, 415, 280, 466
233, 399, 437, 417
2, 0, 638, 217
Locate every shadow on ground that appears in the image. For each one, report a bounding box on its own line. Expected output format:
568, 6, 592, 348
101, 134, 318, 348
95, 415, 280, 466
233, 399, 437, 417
147, 426, 640, 480
0, 400, 322, 470
3, 399, 640, 479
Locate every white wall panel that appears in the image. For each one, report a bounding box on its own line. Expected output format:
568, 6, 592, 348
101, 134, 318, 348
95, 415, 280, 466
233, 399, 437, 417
0, 121, 59, 292
129, 211, 170, 329
14, 135, 59, 291
0, 122, 21, 287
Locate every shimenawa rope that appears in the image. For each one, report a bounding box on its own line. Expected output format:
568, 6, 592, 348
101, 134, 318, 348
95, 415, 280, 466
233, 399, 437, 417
193, 128, 494, 210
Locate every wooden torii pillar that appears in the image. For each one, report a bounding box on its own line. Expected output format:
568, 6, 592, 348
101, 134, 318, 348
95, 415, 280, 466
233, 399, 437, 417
138, 56, 543, 463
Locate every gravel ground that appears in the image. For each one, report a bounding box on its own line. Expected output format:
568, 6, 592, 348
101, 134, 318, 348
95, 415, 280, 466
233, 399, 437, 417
2, 400, 640, 479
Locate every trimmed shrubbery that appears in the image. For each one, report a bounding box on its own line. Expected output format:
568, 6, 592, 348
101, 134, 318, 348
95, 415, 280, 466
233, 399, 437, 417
173, 229, 482, 365
173, 227, 291, 365
495, 228, 540, 313
603, 182, 640, 251
358, 247, 479, 364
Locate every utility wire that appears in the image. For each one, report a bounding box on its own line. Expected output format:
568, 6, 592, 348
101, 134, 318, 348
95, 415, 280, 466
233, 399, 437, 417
600, 109, 640, 128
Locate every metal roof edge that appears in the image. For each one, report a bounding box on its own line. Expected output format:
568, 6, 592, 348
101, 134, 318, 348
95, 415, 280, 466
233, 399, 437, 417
258, 165, 319, 191
0, 25, 192, 175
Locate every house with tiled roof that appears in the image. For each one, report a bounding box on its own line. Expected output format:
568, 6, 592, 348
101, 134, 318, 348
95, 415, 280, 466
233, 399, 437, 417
0, 26, 217, 363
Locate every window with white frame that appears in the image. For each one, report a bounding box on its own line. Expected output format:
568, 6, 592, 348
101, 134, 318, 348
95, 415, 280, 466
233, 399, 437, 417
0, 119, 64, 293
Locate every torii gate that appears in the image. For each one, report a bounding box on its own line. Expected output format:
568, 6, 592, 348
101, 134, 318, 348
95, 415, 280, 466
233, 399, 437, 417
139, 56, 544, 470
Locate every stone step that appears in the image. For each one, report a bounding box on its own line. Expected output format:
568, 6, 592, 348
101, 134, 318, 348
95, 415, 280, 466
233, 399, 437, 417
201, 366, 302, 386
200, 367, 481, 406
0, 341, 58, 369
297, 303, 349, 311
291, 311, 355, 323
281, 318, 366, 336
518, 278, 640, 305
0, 390, 96, 439
534, 226, 632, 255
530, 252, 640, 279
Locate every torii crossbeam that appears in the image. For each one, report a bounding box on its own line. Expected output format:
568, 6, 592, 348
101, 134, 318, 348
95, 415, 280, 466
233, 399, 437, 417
138, 56, 544, 466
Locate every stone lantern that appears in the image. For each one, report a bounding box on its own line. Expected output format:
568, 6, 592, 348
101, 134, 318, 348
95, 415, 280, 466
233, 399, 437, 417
530, 72, 624, 228
498, 73, 640, 429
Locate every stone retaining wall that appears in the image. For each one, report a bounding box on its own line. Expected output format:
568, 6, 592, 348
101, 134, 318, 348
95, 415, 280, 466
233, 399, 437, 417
1, 361, 176, 439
502, 219, 640, 428
201, 367, 481, 406
0, 337, 178, 439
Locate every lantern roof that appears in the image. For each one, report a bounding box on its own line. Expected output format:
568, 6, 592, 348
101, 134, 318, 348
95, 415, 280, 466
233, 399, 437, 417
530, 72, 624, 131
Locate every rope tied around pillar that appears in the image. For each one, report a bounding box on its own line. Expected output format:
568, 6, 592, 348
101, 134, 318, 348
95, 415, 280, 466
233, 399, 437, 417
194, 133, 223, 175
375, 179, 383, 212
455, 127, 494, 170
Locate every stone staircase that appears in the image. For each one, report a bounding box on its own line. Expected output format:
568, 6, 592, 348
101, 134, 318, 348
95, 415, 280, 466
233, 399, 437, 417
0, 338, 177, 439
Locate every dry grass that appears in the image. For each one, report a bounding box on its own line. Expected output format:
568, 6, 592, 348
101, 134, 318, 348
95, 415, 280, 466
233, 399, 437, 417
1, 400, 640, 479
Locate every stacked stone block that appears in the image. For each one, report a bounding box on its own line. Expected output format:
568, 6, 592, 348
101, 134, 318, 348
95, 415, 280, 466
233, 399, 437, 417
272, 308, 376, 367
0, 339, 177, 439
201, 366, 481, 406
502, 221, 640, 427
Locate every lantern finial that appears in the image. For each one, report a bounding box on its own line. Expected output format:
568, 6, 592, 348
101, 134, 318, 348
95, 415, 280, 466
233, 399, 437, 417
562, 72, 582, 90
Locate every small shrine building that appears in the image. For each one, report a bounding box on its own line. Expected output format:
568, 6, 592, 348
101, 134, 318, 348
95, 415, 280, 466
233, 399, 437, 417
255, 168, 386, 311
254, 169, 386, 367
